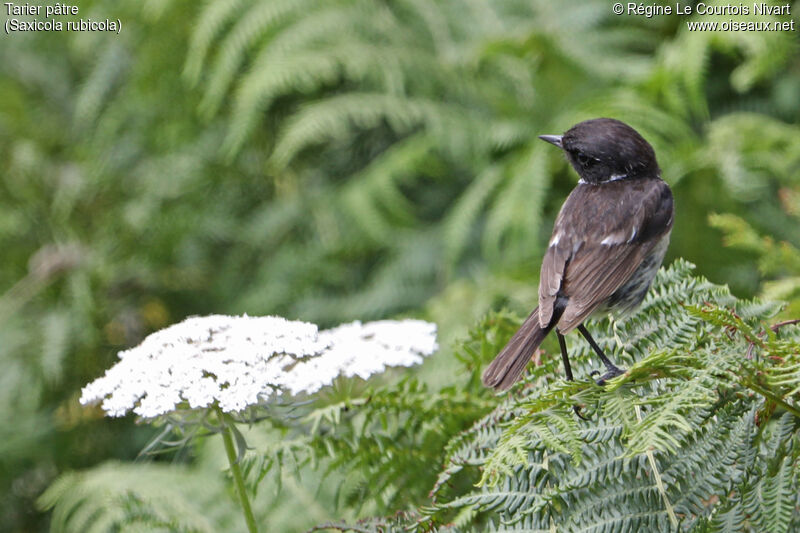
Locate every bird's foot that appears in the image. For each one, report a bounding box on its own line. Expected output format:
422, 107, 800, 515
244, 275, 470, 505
572, 404, 589, 421
590, 365, 625, 385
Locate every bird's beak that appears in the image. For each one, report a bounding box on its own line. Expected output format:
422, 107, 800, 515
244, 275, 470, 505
538, 135, 563, 148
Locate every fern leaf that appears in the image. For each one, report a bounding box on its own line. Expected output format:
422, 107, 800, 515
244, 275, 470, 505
183, 0, 252, 84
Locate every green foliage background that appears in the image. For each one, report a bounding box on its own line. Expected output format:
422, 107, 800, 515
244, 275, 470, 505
1, 0, 799, 531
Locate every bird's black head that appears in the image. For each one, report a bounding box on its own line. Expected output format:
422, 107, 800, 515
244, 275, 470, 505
539, 118, 659, 184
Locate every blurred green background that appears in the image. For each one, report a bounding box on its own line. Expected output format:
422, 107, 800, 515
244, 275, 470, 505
1, 0, 799, 530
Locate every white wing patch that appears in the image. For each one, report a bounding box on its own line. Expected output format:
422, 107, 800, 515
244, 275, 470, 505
600, 226, 638, 246
600, 232, 625, 245
549, 233, 561, 247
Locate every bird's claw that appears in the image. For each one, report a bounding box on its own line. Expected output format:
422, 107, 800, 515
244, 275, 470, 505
593, 366, 625, 386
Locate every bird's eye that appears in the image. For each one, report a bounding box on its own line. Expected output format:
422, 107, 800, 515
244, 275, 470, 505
577, 153, 596, 167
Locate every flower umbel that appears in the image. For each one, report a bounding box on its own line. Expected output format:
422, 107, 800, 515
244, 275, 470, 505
80, 315, 438, 418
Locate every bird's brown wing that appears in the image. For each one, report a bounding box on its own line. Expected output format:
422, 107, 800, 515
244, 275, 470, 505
538, 178, 673, 332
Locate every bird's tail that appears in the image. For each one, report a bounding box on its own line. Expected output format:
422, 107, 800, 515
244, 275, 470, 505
482, 306, 557, 390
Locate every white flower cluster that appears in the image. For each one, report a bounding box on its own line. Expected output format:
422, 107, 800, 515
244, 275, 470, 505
79, 315, 438, 418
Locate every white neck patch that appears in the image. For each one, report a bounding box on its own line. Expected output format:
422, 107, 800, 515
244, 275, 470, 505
579, 173, 628, 185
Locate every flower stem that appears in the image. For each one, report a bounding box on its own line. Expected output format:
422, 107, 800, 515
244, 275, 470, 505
217, 408, 259, 533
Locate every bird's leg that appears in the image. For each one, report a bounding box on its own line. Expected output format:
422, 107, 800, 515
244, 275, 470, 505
557, 332, 574, 381
577, 324, 625, 385
557, 332, 587, 420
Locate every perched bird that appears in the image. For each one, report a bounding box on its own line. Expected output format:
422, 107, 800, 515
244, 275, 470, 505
482, 118, 674, 390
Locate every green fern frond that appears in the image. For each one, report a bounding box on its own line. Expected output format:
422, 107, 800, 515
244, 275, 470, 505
442, 165, 505, 271
482, 145, 550, 265
239, 436, 314, 495
228, 41, 455, 140
665, 406, 752, 521
337, 134, 431, 242
74, 43, 128, 129
704, 114, 800, 199
260, 3, 389, 58
264, 93, 482, 168
710, 213, 800, 277
38, 462, 231, 533
423, 260, 800, 531
755, 455, 795, 533
197, 0, 319, 116
183, 0, 252, 84
309, 513, 417, 533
